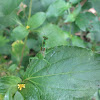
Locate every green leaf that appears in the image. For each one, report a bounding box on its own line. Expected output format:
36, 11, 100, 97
4, 89, 13, 100
8, 64, 18, 72
14, 91, 24, 100
26, 38, 42, 52
73, 96, 92, 100
27, 12, 46, 30
20, 82, 40, 100
75, 12, 95, 31
23, 46, 100, 99
0, 0, 22, 16
64, 14, 76, 23
0, 76, 21, 95
88, 21, 100, 42
0, 94, 4, 100
61, 23, 80, 35
0, 12, 19, 28
41, 0, 58, 10
82, 1, 92, 10
0, 0, 22, 28
39, 24, 68, 48
71, 36, 86, 48
11, 26, 29, 40
64, 4, 81, 23
0, 45, 11, 55
46, 0, 71, 18
72, 4, 81, 17
69, 0, 82, 4
89, 0, 100, 14
24, 0, 58, 16
0, 36, 9, 47
12, 40, 29, 62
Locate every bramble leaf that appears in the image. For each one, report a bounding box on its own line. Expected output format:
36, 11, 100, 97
22, 46, 100, 100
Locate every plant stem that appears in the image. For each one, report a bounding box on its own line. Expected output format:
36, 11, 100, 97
28, 0, 32, 19
18, 0, 32, 68
68, 8, 72, 37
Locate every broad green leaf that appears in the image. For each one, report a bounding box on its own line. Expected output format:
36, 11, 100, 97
69, 0, 82, 4
75, 12, 95, 31
11, 26, 29, 40
46, 0, 71, 18
39, 24, 68, 48
27, 12, 46, 30
0, 0, 22, 16
22, 46, 100, 99
0, 76, 21, 95
14, 91, 24, 100
0, 36, 9, 47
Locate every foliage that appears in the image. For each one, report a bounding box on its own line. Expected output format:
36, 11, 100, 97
0, 0, 100, 100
